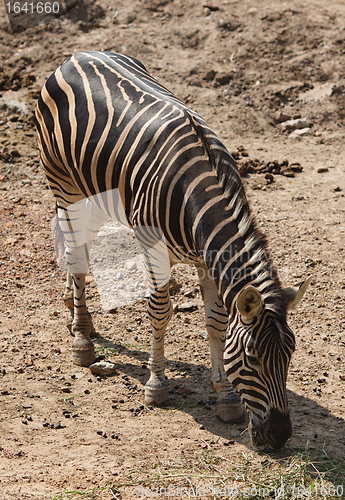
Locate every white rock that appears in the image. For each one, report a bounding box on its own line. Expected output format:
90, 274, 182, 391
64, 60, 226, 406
289, 127, 311, 138
281, 118, 312, 131
89, 361, 118, 376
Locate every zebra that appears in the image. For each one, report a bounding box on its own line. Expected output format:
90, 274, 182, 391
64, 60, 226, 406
35, 51, 311, 449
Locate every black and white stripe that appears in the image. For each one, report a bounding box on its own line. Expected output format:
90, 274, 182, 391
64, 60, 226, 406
35, 51, 310, 449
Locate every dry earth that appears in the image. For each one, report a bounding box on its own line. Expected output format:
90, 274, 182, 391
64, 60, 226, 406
0, 0, 345, 498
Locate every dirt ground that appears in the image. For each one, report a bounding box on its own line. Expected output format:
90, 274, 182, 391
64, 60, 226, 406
0, 0, 345, 498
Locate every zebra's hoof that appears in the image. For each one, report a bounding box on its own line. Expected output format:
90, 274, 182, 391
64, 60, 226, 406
144, 380, 169, 406
72, 338, 96, 367
215, 397, 245, 423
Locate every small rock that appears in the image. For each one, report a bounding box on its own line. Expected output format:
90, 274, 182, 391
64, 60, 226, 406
178, 301, 198, 312
274, 111, 292, 123
125, 259, 137, 271
89, 361, 118, 376
61, 387, 71, 393
215, 73, 232, 85
289, 127, 311, 138
204, 70, 216, 81
290, 163, 303, 172
176, 385, 193, 395
22, 418, 28, 425
199, 330, 208, 340
281, 118, 311, 131
331, 85, 344, 95
202, 1, 219, 11
317, 168, 329, 173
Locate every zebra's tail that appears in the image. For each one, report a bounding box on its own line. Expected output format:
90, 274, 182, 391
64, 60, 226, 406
51, 201, 66, 267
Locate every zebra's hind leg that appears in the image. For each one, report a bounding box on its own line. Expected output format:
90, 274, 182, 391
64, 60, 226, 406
144, 283, 173, 406
64, 272, 97, 339
197, 266, 244, 422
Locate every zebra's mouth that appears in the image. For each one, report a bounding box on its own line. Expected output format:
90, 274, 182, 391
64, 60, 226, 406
249, 410, 292, 449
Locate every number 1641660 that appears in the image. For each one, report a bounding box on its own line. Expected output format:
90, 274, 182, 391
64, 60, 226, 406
5, 2, 60, 14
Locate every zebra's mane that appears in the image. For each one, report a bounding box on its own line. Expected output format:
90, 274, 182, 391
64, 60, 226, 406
190, 114, 288, 339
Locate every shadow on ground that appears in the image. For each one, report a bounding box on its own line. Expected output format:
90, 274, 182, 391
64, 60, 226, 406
92, 334, 345, 461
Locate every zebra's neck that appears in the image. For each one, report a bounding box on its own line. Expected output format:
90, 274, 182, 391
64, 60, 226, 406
205, 196, 284, 316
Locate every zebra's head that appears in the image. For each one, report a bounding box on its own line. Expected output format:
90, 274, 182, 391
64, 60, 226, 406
225, 277, 311, 449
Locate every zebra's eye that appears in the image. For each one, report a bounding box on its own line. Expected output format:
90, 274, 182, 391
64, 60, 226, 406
246, 354, 261, 366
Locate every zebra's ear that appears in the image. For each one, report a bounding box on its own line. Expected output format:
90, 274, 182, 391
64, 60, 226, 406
284, 276, 312, 311
237, 285, 263, 321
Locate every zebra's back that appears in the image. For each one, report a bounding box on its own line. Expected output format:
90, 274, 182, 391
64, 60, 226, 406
36, 51, 240, 261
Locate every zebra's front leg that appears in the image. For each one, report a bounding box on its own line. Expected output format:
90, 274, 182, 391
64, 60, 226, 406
70, 272, 96, 366
198, 266, 244, 422
64, 272, 97, 339
144, 283, 173, 405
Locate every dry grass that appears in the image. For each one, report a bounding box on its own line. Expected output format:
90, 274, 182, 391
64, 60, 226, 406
39, 446, 345, 500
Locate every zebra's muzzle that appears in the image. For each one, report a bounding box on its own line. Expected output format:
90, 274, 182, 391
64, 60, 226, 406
249, 408, 292, 449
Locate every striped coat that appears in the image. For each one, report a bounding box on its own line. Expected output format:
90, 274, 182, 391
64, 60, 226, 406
35, 52, 310, 449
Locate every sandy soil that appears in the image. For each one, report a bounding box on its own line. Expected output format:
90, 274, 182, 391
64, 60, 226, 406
0, 0, 345, 498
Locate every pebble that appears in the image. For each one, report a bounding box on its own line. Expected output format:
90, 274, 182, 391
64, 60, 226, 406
176, 385, 192, 395
177, 301, 198, 312
281, 118, 311, 131
289, 127, 311, 138
204, 70, 216, 81
202, 1, 219, 11
124, 259, 137, 271
89, 361, 118, 376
